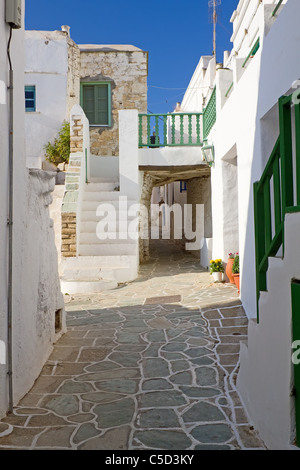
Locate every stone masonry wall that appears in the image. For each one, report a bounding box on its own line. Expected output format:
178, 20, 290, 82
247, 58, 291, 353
61, 212, 77, 257
80, 49, 148, 156
70, 115, 83, 153
66, 37, 80, 118
139, 173, 155, 263
61, 114, 84, 257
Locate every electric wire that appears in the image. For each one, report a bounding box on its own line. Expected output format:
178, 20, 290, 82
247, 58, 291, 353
7, 26, 12, 70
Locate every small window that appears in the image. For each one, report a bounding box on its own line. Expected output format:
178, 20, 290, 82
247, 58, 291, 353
25, 85, 36, 112
81, 82, 111, 126
180, 181, 187, 193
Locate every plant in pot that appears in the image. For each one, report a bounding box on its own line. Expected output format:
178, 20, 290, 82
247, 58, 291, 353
209, 259, 225, 283
226, 252, 236, 284
232, 254, 240, 293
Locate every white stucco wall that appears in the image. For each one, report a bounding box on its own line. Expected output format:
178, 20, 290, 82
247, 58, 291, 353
236, 0, 300, 449
0, 2, 65, 418
89, 155, 119, 182
25, 31, 69, 168
238, 212, 300, 450
139, 146, 204, 167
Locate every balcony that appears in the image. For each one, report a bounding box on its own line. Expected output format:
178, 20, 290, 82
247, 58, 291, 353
138, 87, 217, 149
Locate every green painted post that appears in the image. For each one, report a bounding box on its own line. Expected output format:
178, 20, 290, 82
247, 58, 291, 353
147, 115, 151, 147
163, 115, 167, 146
172, 114, 175, 144
188, 115, 192, 145
85, 148, 88, 184
180, 115, 184, 145
264, 178, 272, 251
279, 96, 294, 211
272, 152, 282, 233
196, 114, 201, 144
155, 116, 159, 146
295, 102, 300, 207
279, 96, 293, 257
291, 280, 300, 447
254, 181, 267, 322
138, 114, 143, 147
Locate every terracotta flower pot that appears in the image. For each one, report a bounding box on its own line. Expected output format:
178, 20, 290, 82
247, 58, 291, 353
226, 258, 235, 284
233, 273, 240, 293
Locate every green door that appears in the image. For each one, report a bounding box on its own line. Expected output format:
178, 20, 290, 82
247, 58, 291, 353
291, 280, 300, 446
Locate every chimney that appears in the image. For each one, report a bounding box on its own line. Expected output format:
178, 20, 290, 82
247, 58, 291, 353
61, 25, 70, 37
223, 50, 230, 67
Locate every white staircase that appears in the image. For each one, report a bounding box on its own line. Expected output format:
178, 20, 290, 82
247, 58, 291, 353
60, 178, 139, 294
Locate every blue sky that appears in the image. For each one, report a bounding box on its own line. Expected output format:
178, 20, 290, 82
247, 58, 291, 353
25, 0, 239, 114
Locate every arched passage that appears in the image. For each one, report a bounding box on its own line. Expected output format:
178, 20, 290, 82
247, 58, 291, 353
139, 165, 211, 266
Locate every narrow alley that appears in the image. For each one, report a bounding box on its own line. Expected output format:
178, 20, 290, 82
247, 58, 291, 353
0, 240, 265, 450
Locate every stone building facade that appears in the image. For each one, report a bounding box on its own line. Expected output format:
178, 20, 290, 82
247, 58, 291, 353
79, 45, 148, 156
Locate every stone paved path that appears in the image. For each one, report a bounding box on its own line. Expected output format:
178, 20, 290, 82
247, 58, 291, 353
0, 241, 266, 450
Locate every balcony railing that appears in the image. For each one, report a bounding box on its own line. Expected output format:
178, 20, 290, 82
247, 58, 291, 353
272, 0, 284, 16
254, 93, 300, 321
138, 113, 203, 148
242, 37, 260, 69
203, 87, 216, 140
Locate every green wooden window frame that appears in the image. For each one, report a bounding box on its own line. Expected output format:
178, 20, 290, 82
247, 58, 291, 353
80, 82, 111, 126
25, 85, 36, 112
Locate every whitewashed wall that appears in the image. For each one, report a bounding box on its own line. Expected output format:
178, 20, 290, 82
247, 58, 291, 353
237, 0, 300, 449
25, 31, 69, 168
0, 1, 65, 418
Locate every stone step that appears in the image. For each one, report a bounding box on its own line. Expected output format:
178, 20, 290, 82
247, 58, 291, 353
82, 191, 122, 201
84, 182, 119, 192
60, 278, 118, 295
80, 210, 138, 222
81, 199, 138, 211
61, 266, 115, 281
88, 177, 119, 184
80, 220, 138, 233
60, 255, 138, 283
60, 254, 137, 268
78, 243, 138, 256
79, 232, 138, 244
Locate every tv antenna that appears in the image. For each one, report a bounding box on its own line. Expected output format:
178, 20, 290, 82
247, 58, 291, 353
208, 0, 221, 57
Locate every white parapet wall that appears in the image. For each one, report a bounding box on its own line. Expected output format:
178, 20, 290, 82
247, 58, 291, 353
139, 146, 204, 168
88, 155, 119, 182
119, 109, 140, 201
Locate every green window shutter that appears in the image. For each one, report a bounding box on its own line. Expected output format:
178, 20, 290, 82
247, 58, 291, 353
82, 85, 95, 124
81, 83, 110, 126
25, 85, 36, 112
95, 85, 109, 125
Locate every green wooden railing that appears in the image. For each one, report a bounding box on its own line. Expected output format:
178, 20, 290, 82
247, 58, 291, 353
138, 113, 203, 147
254, 94, 300, 321
225, 81, 234, 98
272, 0, 284, 17
203, 87, 216, 140
242, 37, 260, 69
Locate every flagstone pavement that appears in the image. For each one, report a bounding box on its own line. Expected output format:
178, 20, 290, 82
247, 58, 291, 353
0, 240, 266, 450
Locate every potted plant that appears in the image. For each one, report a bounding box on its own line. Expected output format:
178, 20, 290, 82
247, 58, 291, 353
232, 254, 240, 292
226, 252, 236, 284
210, 259, 225, 282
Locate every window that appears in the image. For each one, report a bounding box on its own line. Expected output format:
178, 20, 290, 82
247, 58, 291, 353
180, 181, 187, 192
81, 82, 111, 126
25, 85, 36, 112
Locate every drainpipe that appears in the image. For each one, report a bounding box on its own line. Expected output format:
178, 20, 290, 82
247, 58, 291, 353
7, 25, 14, 414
